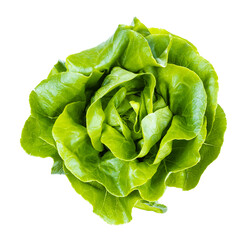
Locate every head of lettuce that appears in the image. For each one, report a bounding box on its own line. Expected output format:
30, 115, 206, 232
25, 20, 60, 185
21, 18, 226, 225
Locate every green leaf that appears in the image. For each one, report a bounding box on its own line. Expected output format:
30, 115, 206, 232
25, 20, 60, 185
21, 115, 56, 158
48, 60, 67, 78
52, 102, 159, 197
51, 153, 64, 174
64, 166, 141, 225
135, 200, 167, 213
20, 114, 64, 174
86, 67, 138, 151
166, 32, 218, 132
166, 105, 227, 190
29, 71, 102, 118
66, 19, 171, 75
87, 67, 172, 160
152, 64, 207, 163
138, 118, 207, 201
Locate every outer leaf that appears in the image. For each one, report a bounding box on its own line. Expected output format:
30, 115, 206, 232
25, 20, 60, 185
20, 115, 64, 174
64, 166, 141, 225
21, 115, 56, 157
138, 119, 207, 201
152, 64, 207, 163
164, 118, 207, 173
149, 27, 218, 132
51, 153, 64, 174
66, 18, 171, 75
135, 200, 167, 213
48, 60, 67, 78
29, 71, 101, 118
166, 105, 227, 190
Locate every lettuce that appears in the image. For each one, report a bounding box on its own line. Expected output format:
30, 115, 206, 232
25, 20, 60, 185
21, 18, 226, 224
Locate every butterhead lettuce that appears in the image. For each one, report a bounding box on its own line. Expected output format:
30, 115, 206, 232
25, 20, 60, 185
21, 18, 227, 224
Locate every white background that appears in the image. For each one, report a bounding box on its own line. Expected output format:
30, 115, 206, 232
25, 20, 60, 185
1, 0, 250, 239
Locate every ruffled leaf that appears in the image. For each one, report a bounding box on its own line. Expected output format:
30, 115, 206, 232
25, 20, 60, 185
166, 105, 227, 190
52, 102, 159, 197
64, 166, 141, 225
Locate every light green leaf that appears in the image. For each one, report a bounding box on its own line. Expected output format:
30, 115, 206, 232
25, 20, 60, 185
66, 18, 171, 75
166, 105, 227, 190
51, 153, 64, 174
48, 60, 67, 78
21, 115, 56, 157
64, 166, 141, 225
152, 64, 207, 163
53, 102, 159, 197
135, 200, 167, 213
138, 118, 207, 201
20, 114, 64, 174
30, 71, 100, 118
166, 31, 218, 132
